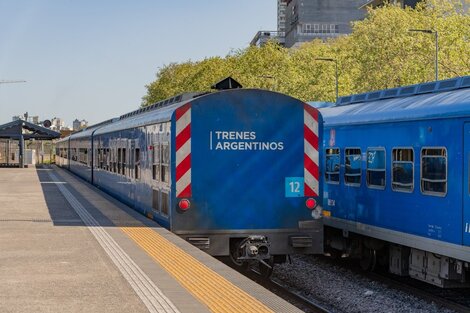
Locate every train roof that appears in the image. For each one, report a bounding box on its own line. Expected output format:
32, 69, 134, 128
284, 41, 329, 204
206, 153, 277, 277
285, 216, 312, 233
69, 88, 303, 138
62, 92, 207, 141
321, 76, 470, 126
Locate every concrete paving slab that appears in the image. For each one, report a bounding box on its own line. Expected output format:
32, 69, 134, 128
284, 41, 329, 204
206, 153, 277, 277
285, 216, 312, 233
0, 168, 148, 313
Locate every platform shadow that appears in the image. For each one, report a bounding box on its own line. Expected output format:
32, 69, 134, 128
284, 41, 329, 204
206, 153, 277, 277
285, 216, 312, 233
35, 165, 165, 229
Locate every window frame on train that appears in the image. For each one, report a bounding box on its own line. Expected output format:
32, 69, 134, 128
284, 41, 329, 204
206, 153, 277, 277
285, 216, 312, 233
325, 147, 340, 184
392, 147, 414, 193
152, 143, 160, 181
161, 142, 170, 185
366, 147, 386, 190
420, 147, 447, 197
344, 147, 362, 187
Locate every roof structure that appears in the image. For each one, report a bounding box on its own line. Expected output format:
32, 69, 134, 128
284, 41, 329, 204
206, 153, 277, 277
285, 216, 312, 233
321, 76, 470, 126
0, 119, 60, 140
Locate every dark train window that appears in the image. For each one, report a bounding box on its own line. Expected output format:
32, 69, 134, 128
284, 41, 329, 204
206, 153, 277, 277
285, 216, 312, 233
122, 148, 126, 175
117, 148, 122, 174
344, 148, 361, 186
161, 192, 169, 215
325, 148, 340, 183
392, 148, 414, 192
135, 148, 141, 180
421, 148, 447, 196
367, 148, 385, 189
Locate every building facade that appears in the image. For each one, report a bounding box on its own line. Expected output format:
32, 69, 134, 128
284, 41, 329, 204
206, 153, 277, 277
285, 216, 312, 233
72, 119, 88, 131
278, 0, 287, 35
361, 0, 419, 8
284, 0, 366, 48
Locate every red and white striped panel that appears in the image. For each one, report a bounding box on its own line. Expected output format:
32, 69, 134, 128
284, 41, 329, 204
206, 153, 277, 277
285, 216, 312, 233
175, 103, 192, 198
304, 104, 319, 197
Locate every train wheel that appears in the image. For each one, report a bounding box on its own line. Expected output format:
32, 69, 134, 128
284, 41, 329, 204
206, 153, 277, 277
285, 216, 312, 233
229, 246, 248, 270
360, 248, 377, 271
326, 248, 342, 260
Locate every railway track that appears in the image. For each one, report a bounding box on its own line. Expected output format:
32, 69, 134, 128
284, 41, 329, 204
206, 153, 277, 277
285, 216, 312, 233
318, 255, 470, 313
225, 261, 333, 313
362, 270, 470, 313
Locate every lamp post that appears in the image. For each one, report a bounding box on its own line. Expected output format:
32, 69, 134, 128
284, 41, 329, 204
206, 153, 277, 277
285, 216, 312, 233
409, 29, 438, 81
315, 58, 338, 102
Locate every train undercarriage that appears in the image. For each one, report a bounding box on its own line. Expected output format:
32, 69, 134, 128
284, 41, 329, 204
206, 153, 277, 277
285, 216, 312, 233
324, 227, 470, 288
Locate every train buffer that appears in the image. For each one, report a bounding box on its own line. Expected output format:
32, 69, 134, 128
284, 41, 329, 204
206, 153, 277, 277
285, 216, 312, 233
0, 165, 303, 313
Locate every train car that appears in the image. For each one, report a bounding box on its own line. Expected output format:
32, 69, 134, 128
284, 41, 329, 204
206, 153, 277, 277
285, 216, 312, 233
319, 75, 470, 287
57, 85, 324, 274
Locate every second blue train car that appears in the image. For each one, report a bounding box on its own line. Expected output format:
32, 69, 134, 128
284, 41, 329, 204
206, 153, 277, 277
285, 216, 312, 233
57, 87, 324, 273
319, 76, 470, 287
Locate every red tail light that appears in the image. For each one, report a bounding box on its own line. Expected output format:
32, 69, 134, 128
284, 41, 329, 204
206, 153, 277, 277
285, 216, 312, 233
306, 198, 317, 210
179, 199, 191, 211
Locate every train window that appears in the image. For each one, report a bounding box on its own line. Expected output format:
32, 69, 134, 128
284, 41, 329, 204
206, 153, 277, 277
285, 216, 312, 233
79, 148, 87, 165
110, 148, 115, 173
366, 148, 385, 189
94, 149, 99, 168
122, 148, 126, 175
106, 148, 110, 171
87, 148, 92, 167
152, 189, 160, 212
161, 143, 170, 184
113, 148, 117, 173
325, 148, 340, 183
101, 149, 105, 169
161, 192, 169, 216
117, 148, 122, 174
135, 148, 141, 180
392, 148, 414, 192
152, 144, 160, 181
421, 148, 447, 196
344, 148, 361, 186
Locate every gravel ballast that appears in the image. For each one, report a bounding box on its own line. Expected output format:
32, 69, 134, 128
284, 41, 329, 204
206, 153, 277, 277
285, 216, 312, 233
272, 255, 455, 313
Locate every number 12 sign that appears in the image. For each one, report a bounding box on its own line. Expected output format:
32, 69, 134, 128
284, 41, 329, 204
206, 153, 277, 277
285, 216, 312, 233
285, 177, 304, 197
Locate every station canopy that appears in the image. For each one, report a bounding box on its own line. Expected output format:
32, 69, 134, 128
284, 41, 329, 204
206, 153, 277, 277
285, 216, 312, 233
0, 119, 60, 140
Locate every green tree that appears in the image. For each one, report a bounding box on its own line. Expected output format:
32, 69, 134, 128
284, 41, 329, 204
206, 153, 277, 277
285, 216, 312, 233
142, 0, 470, 106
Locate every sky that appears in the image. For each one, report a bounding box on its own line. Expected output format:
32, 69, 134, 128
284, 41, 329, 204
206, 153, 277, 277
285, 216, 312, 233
0, 0, 276, 126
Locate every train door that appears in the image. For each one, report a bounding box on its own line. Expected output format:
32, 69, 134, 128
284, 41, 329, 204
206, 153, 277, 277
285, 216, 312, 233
463, 123, 470, 246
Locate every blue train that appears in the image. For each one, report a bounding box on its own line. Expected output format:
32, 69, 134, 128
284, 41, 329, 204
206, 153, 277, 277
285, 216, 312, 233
319, 76, 470, 287
56, 84, 324, 274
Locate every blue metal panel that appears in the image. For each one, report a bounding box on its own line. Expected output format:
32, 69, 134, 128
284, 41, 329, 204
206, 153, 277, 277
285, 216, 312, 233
322, 118, 463, 244
171, 89, 322, 231
464, 123, 470, 246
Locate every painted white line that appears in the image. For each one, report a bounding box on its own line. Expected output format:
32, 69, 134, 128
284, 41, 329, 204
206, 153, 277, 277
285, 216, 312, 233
47, 170, 180, 313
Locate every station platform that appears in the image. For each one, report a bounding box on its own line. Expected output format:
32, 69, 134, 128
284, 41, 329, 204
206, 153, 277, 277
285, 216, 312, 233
0, 165, 302, 313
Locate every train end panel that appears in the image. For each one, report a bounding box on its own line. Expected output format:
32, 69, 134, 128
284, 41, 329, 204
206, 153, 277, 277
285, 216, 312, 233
170, 89, 324, 257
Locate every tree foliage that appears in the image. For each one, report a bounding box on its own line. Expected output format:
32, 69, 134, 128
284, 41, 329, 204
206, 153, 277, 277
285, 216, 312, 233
142, 0, 470, 106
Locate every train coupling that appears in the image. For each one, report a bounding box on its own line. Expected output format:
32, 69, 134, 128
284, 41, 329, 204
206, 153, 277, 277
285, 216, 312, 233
237, 235, 271, 261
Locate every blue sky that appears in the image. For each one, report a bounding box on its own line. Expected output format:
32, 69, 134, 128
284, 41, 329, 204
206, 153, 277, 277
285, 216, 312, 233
0, 0, 276, 126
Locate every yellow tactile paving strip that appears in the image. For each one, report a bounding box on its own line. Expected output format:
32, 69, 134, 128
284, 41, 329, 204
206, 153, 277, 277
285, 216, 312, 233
121, 227, 274, 313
